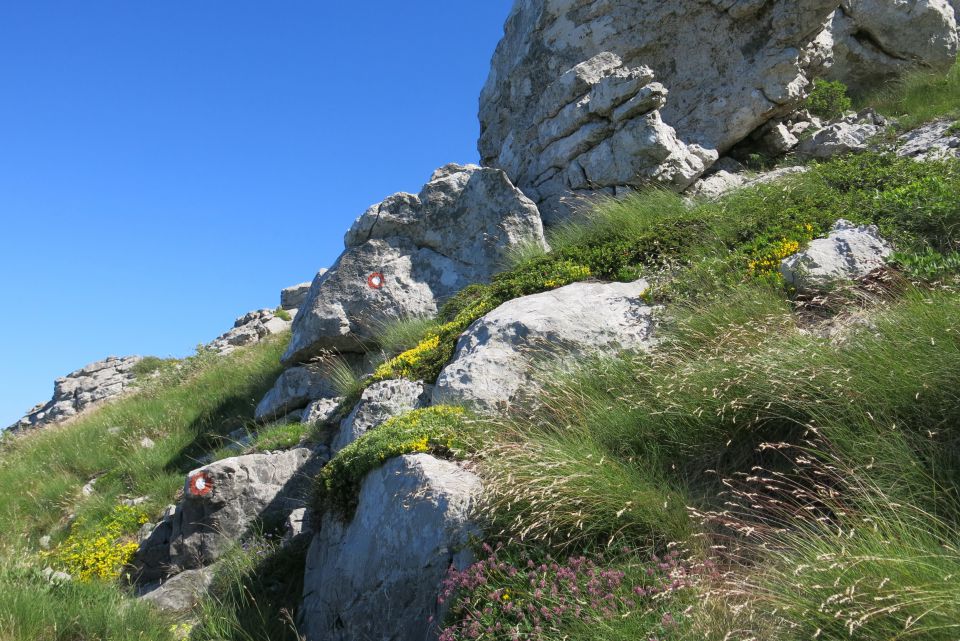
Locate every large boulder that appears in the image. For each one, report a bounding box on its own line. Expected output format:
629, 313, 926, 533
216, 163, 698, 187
300, 454, 480, 641
7, 356, 143, 432
827, 0, 959, 94
283, 164, 546, 362
433, 279, 657, 415
131, 448, 324, 581
332, 379, 432, 453
207, 309, 292, 356
479, 0, 839, 222
781, 219, 893, 292
254, 362, 341, 422
281, 276, 322, 311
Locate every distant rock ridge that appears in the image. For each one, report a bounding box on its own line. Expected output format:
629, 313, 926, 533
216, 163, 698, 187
5, 355, 143, 433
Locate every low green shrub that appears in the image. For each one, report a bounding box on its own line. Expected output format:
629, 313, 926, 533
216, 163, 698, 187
892, 248, 960, 280
313, 406, 473, 520
804, 78, 852, 120
274, 306, 292, 322
131, 356, 175, 380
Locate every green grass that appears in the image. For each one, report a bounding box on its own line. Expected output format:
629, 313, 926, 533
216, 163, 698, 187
249, 421, 309, 452
0, 334, 288, 550
864, 59, 960, 130
0, 552, 175, 641
192, 534, 308, 641
372, 314, 442, 359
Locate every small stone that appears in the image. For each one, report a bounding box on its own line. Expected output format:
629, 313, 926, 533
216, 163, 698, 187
38, 535, 51, 550
139, 437, 155, 449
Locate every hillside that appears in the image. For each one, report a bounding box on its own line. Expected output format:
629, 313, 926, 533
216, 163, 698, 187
4, 2, 960, 641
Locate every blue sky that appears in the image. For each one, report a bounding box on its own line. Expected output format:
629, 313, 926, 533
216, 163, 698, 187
0, 1, 514, 427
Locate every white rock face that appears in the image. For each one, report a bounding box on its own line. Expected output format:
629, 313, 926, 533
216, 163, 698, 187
781, 219, 893, 292
284, 164, 547, 362
207, 308, 292, 356
300, 397, 343, 427
7, 356, 143, 432
300, 454, 480, 641
138, 566, 216, 612
282, 278, 321, 311
689, 158, 810, 200
479, 0, 839, 221
131, 448, 325, 581
434, 280, 656, 415
796, 120, 882, 158
897, 118, 960, 159
332, 379, 432, 453
828, 0, 959, 93
255, 363, 340, 422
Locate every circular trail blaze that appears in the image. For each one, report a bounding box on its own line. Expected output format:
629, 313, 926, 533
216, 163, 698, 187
189, 471, 214, 497
367, 272, 385, 289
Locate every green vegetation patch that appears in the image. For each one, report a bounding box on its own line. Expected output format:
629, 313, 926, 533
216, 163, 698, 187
250, 421, 309, 452
804, 78, 852, 120
42, 503, 149, 582
864, 59, 960, 130
313, 406, 474, 520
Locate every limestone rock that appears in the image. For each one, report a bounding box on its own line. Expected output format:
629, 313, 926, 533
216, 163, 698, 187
284, 164, 546, 362
781, 219, 893, 292
795, 120, 882, 159
254, 363, 340, 422
332, 379, 432, 453
897, 119, 960, 159
282, 278, 321, 311
301, 397, 344, 427
300, 454, 480, 641
207, 309, 292, 356
479, 0, 840, 221
828, 0, 959, 93
138, 566, 216, 612
283, 507, 312, 543
131, 448, 325, 581
688, 158, 810, 200
7, 356, 143, 432
434, 280, 656, 415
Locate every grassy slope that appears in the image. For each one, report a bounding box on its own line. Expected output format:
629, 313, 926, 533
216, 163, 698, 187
2, 63, 960, 641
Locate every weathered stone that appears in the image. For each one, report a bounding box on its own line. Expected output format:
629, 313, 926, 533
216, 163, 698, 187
207, 309, 292, 356
300, 454, 480, 641
897, 118, 960, 159
479, 0, 840, 221
283, 507, 312, 543
284, 164, 546, 362
131, 448, 325, 581
781, 219, 893, 292
688, 158, 810, 200
282, 278, 321, 311
301, 397, 343, 427
332, 379, 432, 453
254, 363, 339, 422
138, 566, 216, 612
7, 356, 143, 433
828, 0, 959, 93
434, 280, 656, 415
795, 120, 882, 158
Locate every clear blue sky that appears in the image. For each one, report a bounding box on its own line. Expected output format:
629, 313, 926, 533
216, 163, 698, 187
0, 1, 515, 427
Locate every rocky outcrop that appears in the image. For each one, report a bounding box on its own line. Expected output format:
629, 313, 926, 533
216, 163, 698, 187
282, 278, 321, 311
131, 448, 324, 582
434, 279, 657, 415
689, 158, 810, 200
332, 379, 432, 453
254, 362, 342, 422
7, 356, 143, 432
781, 219, 892, 292
138, 566, 216, 612
795, 110, 887, 159
300, 454, 480, 641
897, 118, 960, 159
207, 309, 292, 356
479, 0, 839, 222
283, 164, 547, 362
828, 0, 959, 94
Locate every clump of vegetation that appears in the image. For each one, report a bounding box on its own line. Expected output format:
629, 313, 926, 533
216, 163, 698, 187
865, 59, 960, 130
892, 247, 960, 280
439, 544, 701, 641
131, 356, 176, 380
192, 534, 307, 641
373, 315, 443, 360
273, 306, 292, 322
250, 421, 309, 452
314, 406, 473, 519
43, 504, 149, 581
804, 78, 852, 120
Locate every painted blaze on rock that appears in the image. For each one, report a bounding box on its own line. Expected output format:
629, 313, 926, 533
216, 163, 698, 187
283, 163, 547, 363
